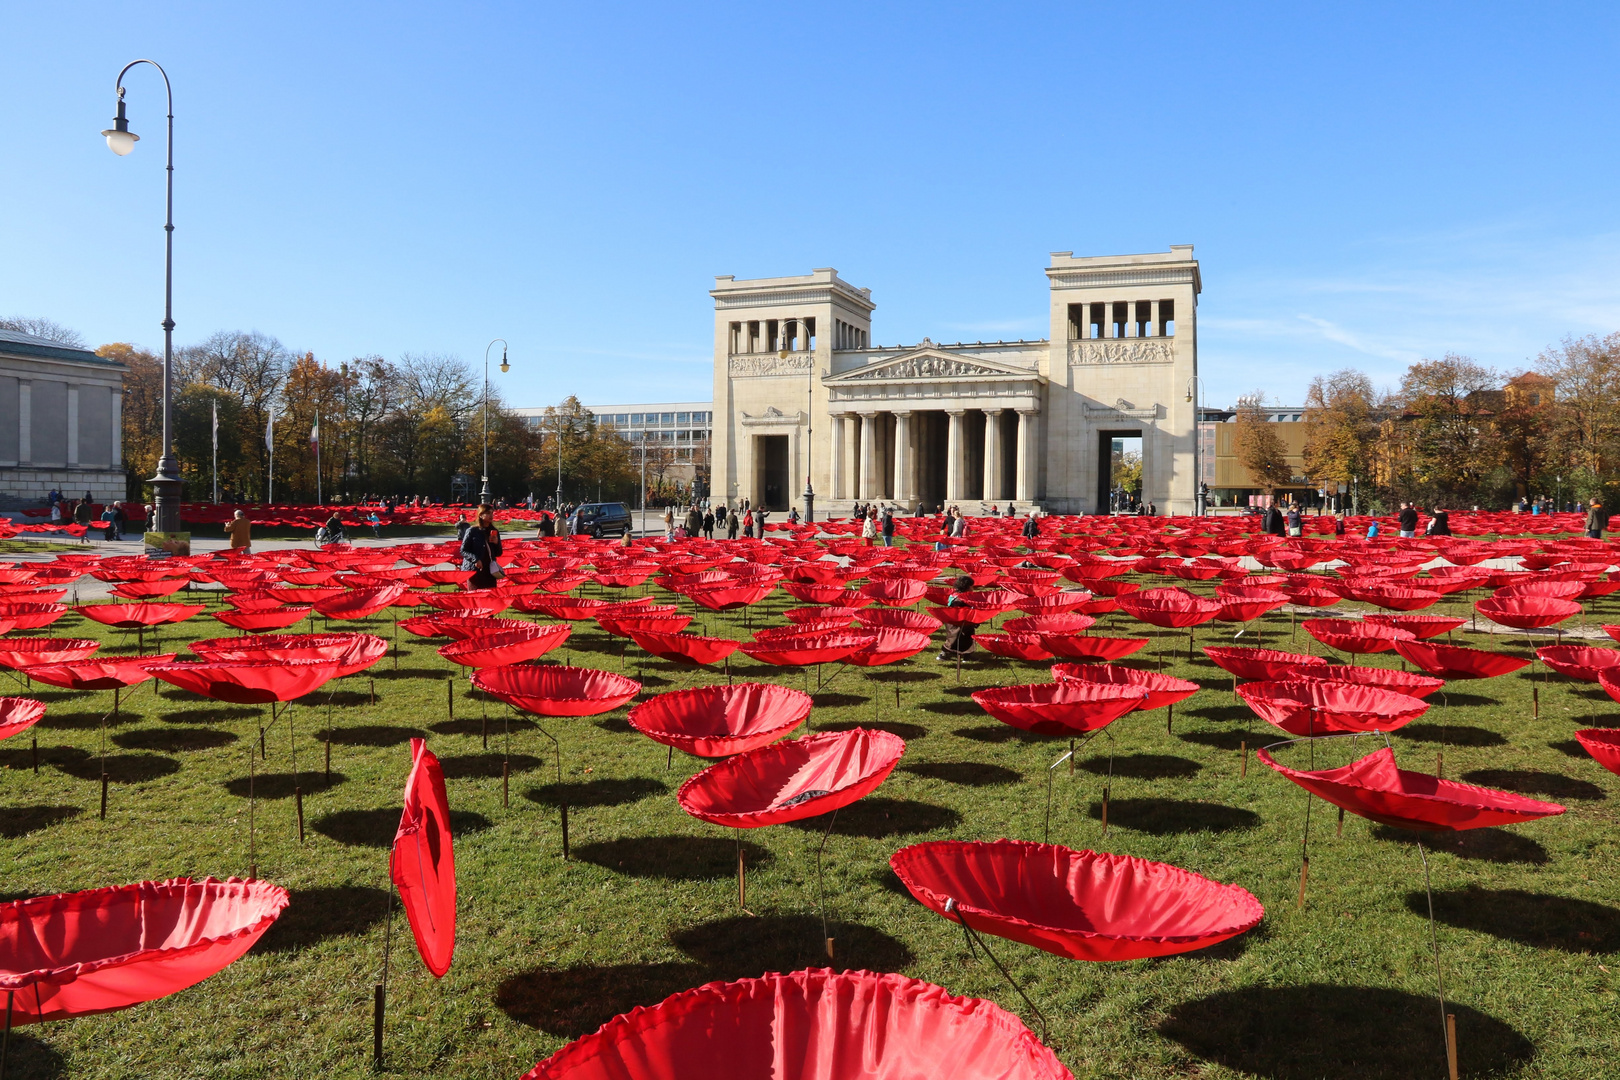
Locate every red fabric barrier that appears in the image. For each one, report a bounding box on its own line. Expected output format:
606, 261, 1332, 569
890, 840, 1263, 962
1258, 746, 1565, 831
520, 968, 1069, 1080
628, 683, 812, 757
392, 739, 455, 978
678, 728, 904, 827
0, 878, 288, 1024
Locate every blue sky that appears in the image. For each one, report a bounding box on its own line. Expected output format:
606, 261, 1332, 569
4, 3, 1619, 409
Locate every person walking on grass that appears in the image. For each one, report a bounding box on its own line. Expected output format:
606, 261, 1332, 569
1397, 502, 1418, 538
937, 575, 980, 662
1587, 499, 1609, 539
881, 506, 895, 547
461, 505, 503, 589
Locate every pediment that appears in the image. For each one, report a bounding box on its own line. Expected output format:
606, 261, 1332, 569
826, 349, 1039, 383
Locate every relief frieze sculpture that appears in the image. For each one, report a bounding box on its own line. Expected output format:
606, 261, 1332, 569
842, 354, 1014, 380
728, 353, 814, 377
1068, 339, 1175, 365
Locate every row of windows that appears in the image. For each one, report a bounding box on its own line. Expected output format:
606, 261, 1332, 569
626, 429, 710, 443
599, 411, 710, 426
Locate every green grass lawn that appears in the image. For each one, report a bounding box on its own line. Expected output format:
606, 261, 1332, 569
1, 573, 1617, 1079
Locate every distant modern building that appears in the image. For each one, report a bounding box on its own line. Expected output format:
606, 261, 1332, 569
512, 401, 714, 496
0, 329, 127, 503
1199, 403, 1312, 508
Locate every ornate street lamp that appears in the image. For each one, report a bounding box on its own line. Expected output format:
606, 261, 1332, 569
1185, 375, 1206, 516
102, 60, 182, 535
480, 339, 509, 504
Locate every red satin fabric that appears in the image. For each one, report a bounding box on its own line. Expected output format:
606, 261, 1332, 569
146, 658, 341, 704
520, 968, 1070, 1080
0, 697, 47, 741
1394, 639, 1530, 680
784, 606, 861, 625
1362, 613, 1466, 639
1258, 746, 1565, 831
438, 625, 571, 668
1302, 618, 1414, 654
0, 878, 289, 1024
1237, 679, 1428, 735
1536, 645, 1620, 682
855, 609, 942, 634
1345, 584, 1442, 611
1039, 635, 1148, 663
75, 603, 205, 629
0, 603, 69, 630
400, 614, 529, 640
392, 739, 456, 978
677, 728, 904, 827
1202, 647, 1326, 682
1116, 588, 1221, 629
417, 591, 514, 615
975, 633, 1054, 661
110, 578, 190, 599
1575, 729, 1620, 777
223, 591, 287, 612
972, 682, 1147, 736
857, 579, 928, 606
471, 664, 641, 717
627, 629, 742, 667
190, 633, 388, 678
926, 605, 1004, 627
1003, 614, 1096, 636
1014, 591, 1094, 616
0, 639, 100, 669
21, 656, 174, 692
596, 613, 692, 638
1052, 664, 1198, 711
211, 605, 314, 632
890, 840, 1263, 962
628, 683, 811, 757
739, 632, 874, 667
843, 628, 931, 667
313, 584, 408, 620
1599, 668, 1620, 705
1474, 595, 1581, 630
1290, 663, 1445, 698
687, 583, 778, 612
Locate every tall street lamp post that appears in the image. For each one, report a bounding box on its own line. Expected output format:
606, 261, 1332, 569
103, 59, 183, 536
480, 339, 509, 504
1185, 375, 1206, 516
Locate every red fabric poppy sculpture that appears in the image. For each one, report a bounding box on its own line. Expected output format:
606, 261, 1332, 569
392, 739, 455, 977
519, 969, 1070, 1080
678, 728, 904, 828
890, 840, 1263, 961
628, 683, 812, 758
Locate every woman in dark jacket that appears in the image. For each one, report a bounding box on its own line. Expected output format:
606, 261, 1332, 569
937, 575, 979, 662
461, 506, 503, 589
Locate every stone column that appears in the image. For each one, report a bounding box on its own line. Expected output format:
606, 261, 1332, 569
829, 414, 846, 500
858, 412, 878, 500
892, 411, 913, 504
1015, 409, 1038, 501
67, 386, 80, 466
945, 410, 966, 501
18, 381, 30, 464
982, 408, 1003, 501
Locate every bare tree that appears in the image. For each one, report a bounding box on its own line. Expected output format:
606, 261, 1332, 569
0, 316, 85, 348
1233, 393, 1294, 498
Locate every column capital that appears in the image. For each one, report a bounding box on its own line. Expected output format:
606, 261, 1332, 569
858, 409, 880, 418
1016, 406, 1040, 416
945, 408, 968, 418
891, 408, 913, 419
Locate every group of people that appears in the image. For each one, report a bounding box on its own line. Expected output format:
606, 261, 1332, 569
664, 503, 766, 541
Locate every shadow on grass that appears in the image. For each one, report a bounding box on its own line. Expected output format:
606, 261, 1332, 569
1459, 769, 1605, 801
1158, 983, 1533, 1079
255, 884, 390, 953
594, 717, 634, 734
293, 690, 373, 708
785, 797, 960, 838
951, 724, 1032, 744
823, 721, 929, 740
1548, 739, 1589, 759
922, 700, 984, 717
571, 835, 771, 880
223, 772, 348, 800
37, 709, 132, 731
429, 716, 537, 736
312, 808, 492, 848
155, 705, 259, 725
1396, 723, 1507, 747
1406, 887, 1620, 952
1077, 754, 1201, 779
1177, 729, 1254, 752
0, 1034, 65, 1078
809, 692, 865, 709
312, 725, 427, 747
495, 961, 704, 1037
57, 753, 180, 784
901, 761, 1022, 786
1181, 703, 1253, 724
112, 727, 237, 753
0, 805, 83, 838
525, 777, 667, 809
1085, 798, 1259, 835
438, 753, 544, 780
1372, 825, 1548, 865
671, 914, 914, 980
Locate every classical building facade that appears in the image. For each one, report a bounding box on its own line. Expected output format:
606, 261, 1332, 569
710, 247, 1201, 515
0, 329, 127, 503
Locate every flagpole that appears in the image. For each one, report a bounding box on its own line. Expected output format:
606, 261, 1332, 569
267, 410, 275, 505
211, 399, 219, 504
314, 413, 322, 505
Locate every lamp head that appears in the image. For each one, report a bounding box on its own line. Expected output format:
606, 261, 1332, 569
499, 347, 510, 374
102, 91, 138, 156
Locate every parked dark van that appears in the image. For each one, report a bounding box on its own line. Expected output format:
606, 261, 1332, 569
567, 502, 632, 538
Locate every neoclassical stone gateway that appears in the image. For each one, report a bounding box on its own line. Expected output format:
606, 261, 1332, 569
710, 247, 1200, 516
